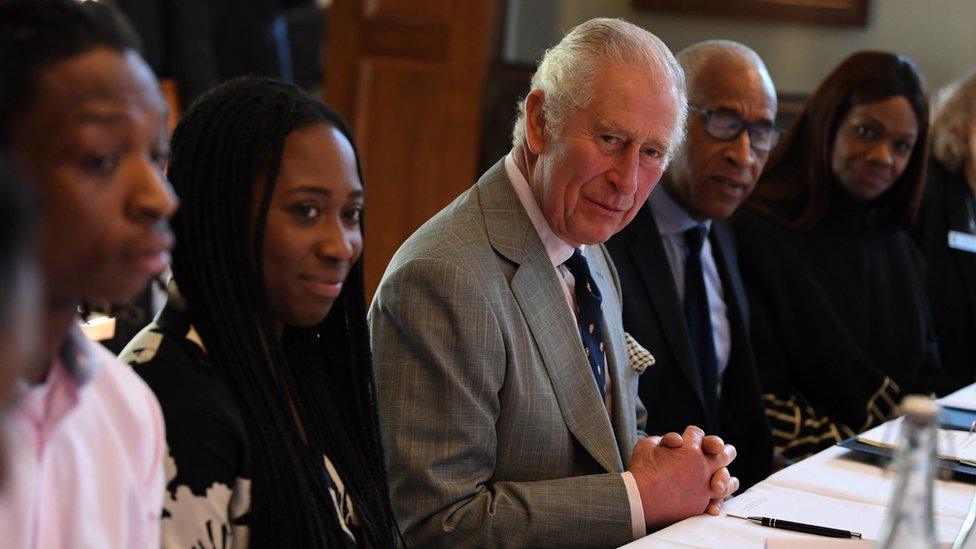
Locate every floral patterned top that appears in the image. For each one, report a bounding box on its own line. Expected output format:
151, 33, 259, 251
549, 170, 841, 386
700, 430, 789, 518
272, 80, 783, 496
119, 297, 357, 548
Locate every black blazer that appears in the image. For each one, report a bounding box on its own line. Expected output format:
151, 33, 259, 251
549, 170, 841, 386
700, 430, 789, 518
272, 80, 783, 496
606, 204, 772, 489
914, 160, 976, 392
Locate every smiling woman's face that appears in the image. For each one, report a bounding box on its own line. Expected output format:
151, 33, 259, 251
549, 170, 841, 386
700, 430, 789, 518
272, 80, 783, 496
831, 95, 919, 202
260, 123, 364, 328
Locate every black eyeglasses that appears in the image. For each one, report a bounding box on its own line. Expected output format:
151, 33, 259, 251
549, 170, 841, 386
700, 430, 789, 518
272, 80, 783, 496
689, 106, 782, 153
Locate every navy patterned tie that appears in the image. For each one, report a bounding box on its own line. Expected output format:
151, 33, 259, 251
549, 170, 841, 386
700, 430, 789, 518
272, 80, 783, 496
684, 225, 719, 430
564, 249, 607, 402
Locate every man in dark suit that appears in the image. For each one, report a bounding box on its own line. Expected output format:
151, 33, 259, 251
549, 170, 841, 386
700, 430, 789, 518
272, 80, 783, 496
607, 40, 777, 489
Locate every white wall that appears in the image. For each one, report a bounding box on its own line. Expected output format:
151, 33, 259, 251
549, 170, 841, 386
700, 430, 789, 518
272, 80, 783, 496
504, 0, 976, 96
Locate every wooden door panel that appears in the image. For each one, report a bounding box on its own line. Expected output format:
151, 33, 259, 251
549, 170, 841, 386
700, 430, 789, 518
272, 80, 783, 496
325, 0, 497, 296
352, 58, 445, 281
364, 0, 453, 20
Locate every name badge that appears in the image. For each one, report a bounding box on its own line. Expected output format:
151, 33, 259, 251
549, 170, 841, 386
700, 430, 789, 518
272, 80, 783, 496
948, 230, 976, 253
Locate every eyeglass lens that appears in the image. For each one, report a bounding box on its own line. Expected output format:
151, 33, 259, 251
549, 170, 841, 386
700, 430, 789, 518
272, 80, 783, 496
706, 110, 779, 152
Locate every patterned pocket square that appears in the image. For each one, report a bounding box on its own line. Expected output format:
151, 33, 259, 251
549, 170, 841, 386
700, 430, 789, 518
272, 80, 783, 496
625, 332, 655, 375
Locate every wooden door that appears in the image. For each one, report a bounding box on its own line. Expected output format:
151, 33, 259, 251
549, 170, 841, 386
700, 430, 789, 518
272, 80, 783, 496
324, 0, 499, 298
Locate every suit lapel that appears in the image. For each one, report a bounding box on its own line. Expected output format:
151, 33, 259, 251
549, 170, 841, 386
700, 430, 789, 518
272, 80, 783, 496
710, 221, 752, 398
625, 206, 705, 405
480, 160, 624, 473
711, 221, 750, 330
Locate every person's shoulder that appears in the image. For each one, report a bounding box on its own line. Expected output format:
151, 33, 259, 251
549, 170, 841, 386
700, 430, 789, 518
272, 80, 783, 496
119, 321, 170, 367
924, 159, 960, 204
403, 187, 485, 250
732, 205, 798, 243
732, 203, 775, 228
385, 186, 500, 282
121, 321, 244, 431
731, 205, 806, 275
89, 340, 161, 412
606, 202, 649, 250
926, 158, 954, 186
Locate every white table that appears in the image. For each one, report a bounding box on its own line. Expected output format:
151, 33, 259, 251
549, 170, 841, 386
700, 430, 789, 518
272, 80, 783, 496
622, 386, 976, 548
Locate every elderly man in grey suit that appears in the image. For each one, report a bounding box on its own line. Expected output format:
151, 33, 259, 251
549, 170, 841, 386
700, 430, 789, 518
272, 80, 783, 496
370, 18, 738, 548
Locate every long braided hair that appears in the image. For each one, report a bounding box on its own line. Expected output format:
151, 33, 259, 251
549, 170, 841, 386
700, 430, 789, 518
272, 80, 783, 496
167, 77, 397, 547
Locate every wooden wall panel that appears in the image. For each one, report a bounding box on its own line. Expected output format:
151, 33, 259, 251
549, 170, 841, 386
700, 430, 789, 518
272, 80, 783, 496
324, 0, 498, 297
365, 0, 453, 20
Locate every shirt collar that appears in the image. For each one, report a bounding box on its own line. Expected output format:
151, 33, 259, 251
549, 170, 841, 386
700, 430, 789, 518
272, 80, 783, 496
504, 152, 578, 267
58, 322, 101, 386
648, 184, 712, 236
12, 322, 99, 405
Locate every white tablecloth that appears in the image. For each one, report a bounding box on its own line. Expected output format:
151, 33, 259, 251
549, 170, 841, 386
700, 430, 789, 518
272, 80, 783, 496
622, 386, 976, 548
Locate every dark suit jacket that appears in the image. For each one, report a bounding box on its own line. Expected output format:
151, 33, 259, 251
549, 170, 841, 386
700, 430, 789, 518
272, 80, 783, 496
914, 160, 976, 393
606, 204, 772, 489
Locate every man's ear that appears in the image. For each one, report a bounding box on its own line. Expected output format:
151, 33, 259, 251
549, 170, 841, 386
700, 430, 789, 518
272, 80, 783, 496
524, 89, 548, 156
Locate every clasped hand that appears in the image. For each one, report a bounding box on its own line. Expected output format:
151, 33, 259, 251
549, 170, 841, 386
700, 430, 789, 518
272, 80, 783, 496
628, 425, 739, 529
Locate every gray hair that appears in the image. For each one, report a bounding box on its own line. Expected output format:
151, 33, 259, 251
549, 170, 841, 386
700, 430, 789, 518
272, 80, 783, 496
930, 67, 976, 173
511, 18, 687, 162
676, 40, 772, 106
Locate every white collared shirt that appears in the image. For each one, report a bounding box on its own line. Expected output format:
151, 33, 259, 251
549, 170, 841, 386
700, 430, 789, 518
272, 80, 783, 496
648, 185, 732, 393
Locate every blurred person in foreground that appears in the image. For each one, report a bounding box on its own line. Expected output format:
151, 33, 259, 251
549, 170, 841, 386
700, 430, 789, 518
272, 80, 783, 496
0, 1, 177, 546
0, 163, 40, 491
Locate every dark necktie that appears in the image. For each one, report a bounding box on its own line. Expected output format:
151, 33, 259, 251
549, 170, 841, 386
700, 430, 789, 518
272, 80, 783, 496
563, 249, 607, 402
684, 225, 719, 430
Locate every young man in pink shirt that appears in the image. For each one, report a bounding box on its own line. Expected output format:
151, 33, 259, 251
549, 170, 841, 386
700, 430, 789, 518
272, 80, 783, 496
0, 163, 40, 491
0, 1, 178, 547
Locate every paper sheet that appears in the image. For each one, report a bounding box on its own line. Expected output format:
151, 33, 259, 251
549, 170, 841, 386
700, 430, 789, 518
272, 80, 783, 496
726, 485, 877, 539
856, 417, 976, 465
726, 483, 962, 544
765, 540, 950, 548
942, 385, 976, 413
625, 476, 964, 548
765, 539, 874, 548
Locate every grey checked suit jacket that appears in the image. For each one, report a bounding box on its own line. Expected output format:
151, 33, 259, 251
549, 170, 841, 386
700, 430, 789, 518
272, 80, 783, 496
369, 159, 648, 548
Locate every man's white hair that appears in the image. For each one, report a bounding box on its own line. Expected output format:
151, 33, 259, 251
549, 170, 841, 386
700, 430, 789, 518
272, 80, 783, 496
511, 18, 687, 162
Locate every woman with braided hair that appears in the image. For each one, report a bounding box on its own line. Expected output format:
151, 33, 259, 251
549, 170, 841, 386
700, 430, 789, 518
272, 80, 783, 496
121, 77, 398, 547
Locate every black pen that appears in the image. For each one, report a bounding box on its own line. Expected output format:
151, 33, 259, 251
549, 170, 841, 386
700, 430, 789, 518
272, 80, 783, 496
728, 514, 863, 539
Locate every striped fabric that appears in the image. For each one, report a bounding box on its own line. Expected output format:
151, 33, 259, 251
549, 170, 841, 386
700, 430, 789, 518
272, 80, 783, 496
764, 377, 901, 462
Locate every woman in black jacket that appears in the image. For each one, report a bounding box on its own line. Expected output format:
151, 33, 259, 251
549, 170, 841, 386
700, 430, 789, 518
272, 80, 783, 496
121, 78, 399, 548
914, 69, 976, 392
733, 51, 942, 462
